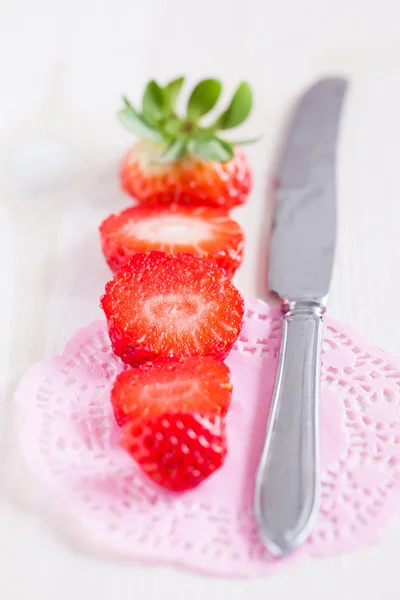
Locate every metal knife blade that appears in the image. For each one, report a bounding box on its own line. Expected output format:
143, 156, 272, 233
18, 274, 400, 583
254, 77, 348, 557
269, 77, 348, 301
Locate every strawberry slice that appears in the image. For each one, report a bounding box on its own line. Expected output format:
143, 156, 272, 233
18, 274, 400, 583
121, 412, 227, 491
99, 204, 244, 278
111, 358, 232, 426
101, 251, 244, 366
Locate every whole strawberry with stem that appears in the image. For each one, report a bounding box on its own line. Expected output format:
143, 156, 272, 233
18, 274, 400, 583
118, 77, 256, 208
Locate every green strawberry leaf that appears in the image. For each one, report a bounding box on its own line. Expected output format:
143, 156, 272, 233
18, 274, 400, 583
155, 139, 186, 163
142, 80, 165, 123
217, 137, 235, 155
216, 82, 252, 130
118, 99, 165, 142
162, 116, 183, 137
223, 135, 261, 145
164, 76, 185, 113
187, 79, 222, 121
123, 96, 133, 109
188, 136, 234, 162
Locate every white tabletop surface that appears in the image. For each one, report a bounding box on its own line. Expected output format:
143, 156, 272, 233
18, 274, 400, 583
2, 0, 400, 598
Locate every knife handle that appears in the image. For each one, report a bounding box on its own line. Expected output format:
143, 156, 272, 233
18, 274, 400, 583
254, 300, 324, 556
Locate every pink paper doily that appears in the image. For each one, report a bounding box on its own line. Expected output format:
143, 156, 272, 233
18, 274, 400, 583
14, 299, 400, 577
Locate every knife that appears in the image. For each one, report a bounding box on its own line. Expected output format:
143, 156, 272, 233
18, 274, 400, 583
254, 77, 348, 556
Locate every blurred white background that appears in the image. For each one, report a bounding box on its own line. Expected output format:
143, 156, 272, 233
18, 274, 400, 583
1, 1, 400, 598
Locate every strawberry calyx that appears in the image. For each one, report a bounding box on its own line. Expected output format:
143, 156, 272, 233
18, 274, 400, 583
118, 77, 258, 163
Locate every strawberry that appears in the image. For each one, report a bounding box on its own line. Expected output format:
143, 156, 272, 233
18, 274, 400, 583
100, 251, 244, 366
99, 204, 244, 277
111, 357, 232, 426
118, 77, 257, 208
120, 143, 251, 209
121, 412, 227, 491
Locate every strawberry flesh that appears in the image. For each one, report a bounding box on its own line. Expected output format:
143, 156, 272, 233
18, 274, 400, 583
101, 251, 244, 366
121, 412, 227, 491
111, 357, 232, 426
99, 204, 244, 277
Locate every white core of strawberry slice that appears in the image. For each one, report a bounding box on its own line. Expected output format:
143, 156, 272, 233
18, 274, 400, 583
140, 379, 199, 402
127, 215, 214, 244
143, 294, 204, 325
141, 294, 208, 353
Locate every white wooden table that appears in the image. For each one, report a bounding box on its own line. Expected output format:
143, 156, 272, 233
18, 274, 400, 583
1, 1, 400, 598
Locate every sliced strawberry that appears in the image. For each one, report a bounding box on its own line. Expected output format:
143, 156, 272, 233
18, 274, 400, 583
101, 251, 244, 366
121, 412, 227, 491
111, 358, 232, 426
99, 204, 244, 278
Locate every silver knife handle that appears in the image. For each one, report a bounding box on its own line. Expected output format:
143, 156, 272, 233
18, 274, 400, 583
255, 299, 324, 556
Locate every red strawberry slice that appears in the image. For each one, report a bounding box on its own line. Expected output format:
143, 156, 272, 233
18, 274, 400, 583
99, 204, 244, 278
111, 357, 232, 426
121, 412, 227, 491
101, 251, 244, 366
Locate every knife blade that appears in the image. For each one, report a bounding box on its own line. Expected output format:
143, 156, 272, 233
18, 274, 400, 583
254, 77, 348, 556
